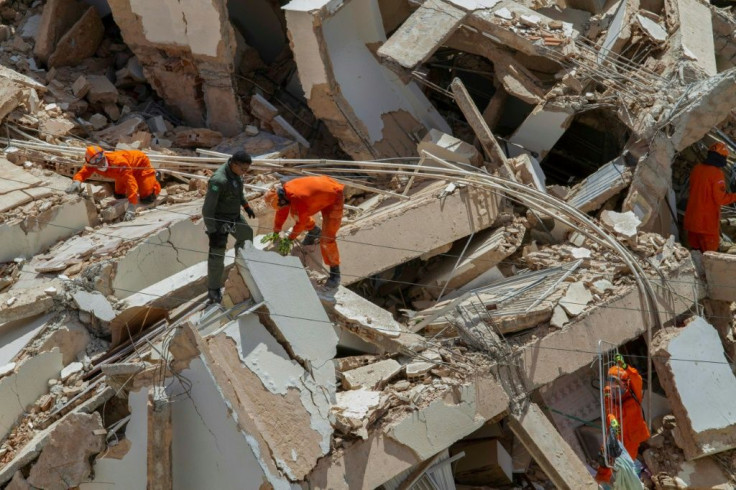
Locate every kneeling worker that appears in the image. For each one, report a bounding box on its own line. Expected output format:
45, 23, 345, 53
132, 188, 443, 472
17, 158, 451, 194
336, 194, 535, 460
264, 175, 344, 288
202, 151, 255, 304
66, 146, 161, 221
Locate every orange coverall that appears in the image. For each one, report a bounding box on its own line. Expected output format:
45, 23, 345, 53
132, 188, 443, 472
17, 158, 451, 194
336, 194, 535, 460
274, 176, 344, 266
684, 163, 736, 252
594, 413, 620, 484
605, 365, 650, 459
73, 150, 160, 205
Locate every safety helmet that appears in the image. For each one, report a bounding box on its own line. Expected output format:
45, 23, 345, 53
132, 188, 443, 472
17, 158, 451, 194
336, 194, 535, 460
608, 365, 629, 383
85, 145, 106, 166
264, 188, 280, 209
709, 142, 729, 158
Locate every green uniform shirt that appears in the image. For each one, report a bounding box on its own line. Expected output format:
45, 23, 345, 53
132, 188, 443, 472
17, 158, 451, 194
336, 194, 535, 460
202, 163, 248, 233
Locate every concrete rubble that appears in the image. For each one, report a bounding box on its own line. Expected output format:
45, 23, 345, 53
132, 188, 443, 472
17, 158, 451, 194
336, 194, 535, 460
0, 0, 733, 488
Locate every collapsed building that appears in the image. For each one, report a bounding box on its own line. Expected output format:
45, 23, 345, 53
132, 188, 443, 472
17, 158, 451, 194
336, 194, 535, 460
0, 0, 735, 488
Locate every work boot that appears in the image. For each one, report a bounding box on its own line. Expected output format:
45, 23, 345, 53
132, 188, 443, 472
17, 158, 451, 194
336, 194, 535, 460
325, 265, 340, 289
302, 226, 321, 246
207, 288, 222, 305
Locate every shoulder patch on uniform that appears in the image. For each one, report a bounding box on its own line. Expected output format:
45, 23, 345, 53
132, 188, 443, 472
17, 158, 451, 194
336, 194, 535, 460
210, 183, 219, 192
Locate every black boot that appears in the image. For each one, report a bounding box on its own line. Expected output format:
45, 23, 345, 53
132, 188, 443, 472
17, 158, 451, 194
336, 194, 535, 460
207, 288, 222, 304
302, 226, 321, 246
325, 265, 340, 289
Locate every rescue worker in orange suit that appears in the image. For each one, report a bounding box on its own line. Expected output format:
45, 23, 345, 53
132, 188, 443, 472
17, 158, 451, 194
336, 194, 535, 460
604, 354, 650, 460
595, 413, 644, 489
66, 146, 161, 221
684, 142, 736, 252
263, 175, 344, 288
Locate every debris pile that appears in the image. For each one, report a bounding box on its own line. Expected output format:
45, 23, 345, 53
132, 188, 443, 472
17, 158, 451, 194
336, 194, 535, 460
0, 0, 734, 489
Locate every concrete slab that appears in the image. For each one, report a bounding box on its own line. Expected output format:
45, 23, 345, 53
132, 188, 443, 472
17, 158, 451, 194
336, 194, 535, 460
508, 105, 573, 161
0, 197, 94, 263
566, 157, 633, 213
601, 210, 641, 238
418, 129, 482, 167
341, 359, 402, 390
337, 181, 500, 285
452, 438, 512, 485
377, 0, 466, 69
0, 288, 55, 325
417, 221, 525, 299
284, 0, 450, 159
73, 290, 116, 323
509, 403, 597, 488
672, 0, 717, 76
237, 245, 338, 369
0, 349, 63, 440
702, 252, 736, 302
79, 389, 148, 489
558, 281, 592, 317
0, 313, 53, 366
652, 316, 736, 460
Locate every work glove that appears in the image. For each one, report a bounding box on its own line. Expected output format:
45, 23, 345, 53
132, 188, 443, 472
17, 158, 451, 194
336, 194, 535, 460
609, 418, 620, 435
123, 204, 136, 222
243, 205, 256, 219
65, 181, 82, 194
614, 354, 627, 369
277, 237, 294, 256
260, 232, 280, 245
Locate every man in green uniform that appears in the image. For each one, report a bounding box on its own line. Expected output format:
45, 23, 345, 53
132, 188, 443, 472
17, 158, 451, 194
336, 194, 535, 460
202, 151, 255, 304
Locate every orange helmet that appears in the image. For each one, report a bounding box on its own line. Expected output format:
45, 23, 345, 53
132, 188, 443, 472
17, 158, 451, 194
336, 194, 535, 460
608, 365, 629, 382
264, 187, 280, 209
85, 145, 106, 165
709, 142, 729, 158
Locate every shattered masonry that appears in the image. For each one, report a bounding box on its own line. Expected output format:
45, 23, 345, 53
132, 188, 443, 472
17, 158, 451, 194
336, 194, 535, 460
0, 0, 736, 488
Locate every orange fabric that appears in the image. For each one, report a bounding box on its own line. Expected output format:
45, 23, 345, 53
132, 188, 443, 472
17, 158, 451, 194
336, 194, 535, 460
595, 466, 613, 483
684, 163, 736, 237
604, 366, 649, 459
688, 232, 720, 252
74, 150, 158, 205
273, 176, 344, 267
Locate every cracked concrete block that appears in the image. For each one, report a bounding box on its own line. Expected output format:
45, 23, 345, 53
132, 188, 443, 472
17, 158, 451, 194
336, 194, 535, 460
27, 412, 105, 490
0, 288, 55, 325
377, 0, 466, 70
110, 203, 209, 299
670, 0, 716, 76
0, 313, 54, 366
85, 75, 119, 105
73, 290, 116, 323
33, 0, 85, 65
341, 359, 401, 390
250, 93, 279, 123
39, 320, 90, 365
170, 356, 286, 489
236, 245, 338, 368
337, 181, 500, 285
284, 0, 450, 160
508, 105, 573, 161
0, 197, 94, 263
0, 349, 63, 440
418, 128, 482, 167
452, 438, 513, 485
652, 316, 736, 460
601, 210, 640, 238
80, 389, 147, 489
558, 281, 592, 317
47, 6, 105, 68
387, 374, 509, 460
60, 361, 84, 380
194, 310, 334, 484
702, 252, 736, 302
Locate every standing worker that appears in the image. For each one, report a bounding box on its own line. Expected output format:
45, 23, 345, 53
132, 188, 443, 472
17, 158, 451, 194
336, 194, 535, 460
605, 354, 650, 460
684, 142, 736, 252
263, 175, 344, 288
202, 151, 255, 304
66, 146, 161, 221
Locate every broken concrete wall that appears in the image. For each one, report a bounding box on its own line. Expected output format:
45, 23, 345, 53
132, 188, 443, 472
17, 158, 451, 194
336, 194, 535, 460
702, 251, 736, 302
80, 389, 148, 489
107, 0, 244, 136
335, 181, 501, 285
284, 0, 450, 160
666, 0, 717, 77
0, 349, 63, 441
1, 198, 96, 264
652, 316, 736, 460
307, 374, 509, 489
